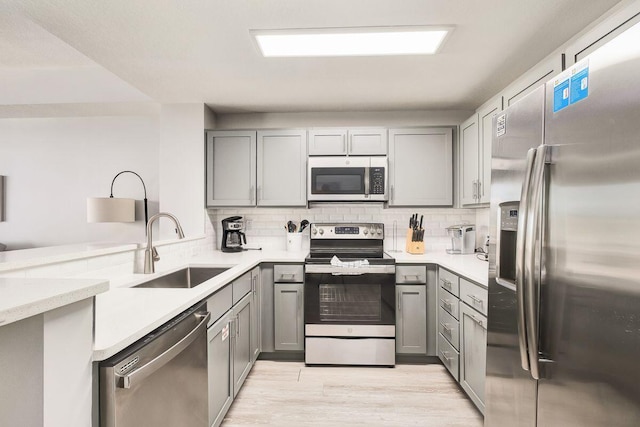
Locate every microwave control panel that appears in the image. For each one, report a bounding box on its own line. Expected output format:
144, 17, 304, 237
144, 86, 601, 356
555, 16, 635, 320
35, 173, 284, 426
369, 167, 385, 195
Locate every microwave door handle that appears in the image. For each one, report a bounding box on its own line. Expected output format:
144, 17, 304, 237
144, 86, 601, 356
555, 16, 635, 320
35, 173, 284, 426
524, 144, 549, 380
516, 147, 537, 372
364, 167, 370, 196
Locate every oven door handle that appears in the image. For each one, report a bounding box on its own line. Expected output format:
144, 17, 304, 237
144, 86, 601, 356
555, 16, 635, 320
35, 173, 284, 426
305, 265, 396, 275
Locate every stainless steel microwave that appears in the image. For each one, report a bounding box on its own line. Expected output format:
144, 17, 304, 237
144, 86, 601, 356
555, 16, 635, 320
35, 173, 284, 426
307, 156, 388, 202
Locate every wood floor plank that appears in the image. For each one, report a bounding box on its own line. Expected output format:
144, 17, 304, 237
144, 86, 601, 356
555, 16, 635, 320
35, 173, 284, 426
222, 361, 483, 427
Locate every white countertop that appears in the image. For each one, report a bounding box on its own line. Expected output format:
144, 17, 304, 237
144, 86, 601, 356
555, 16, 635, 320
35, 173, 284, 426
0, 277, 109, 326
392, 251, 488, 286
94, 248, 488, 361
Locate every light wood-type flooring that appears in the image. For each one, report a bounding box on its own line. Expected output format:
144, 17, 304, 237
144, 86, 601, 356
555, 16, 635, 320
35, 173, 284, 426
222, 360, 483, 427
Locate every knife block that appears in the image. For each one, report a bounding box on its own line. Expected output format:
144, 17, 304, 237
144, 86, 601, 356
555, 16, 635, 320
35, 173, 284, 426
405, 229, 425, 254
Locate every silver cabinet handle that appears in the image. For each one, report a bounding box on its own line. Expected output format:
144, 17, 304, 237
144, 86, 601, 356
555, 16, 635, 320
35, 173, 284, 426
349, 134, 353, 153
236, 314, 240, 339
440, 278, 452, 290
440, 298, 453, 311
343, 136, 347, 154
440, 322, 452, 336
516, 147, 537, 372
390, 185, 394, 201
478, 181, 483, 199
472, 180, 478, 200
397, 290, 402, 312
467, 294, 483, 305
249, 185, 255, 204
524, 144, 549, 380
121, 312, 210, 389
279, 273, 296, 281
440, 350, 453, 363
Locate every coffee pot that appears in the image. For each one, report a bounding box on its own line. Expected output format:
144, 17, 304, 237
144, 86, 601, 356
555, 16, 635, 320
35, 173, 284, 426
221, 216, 246, 252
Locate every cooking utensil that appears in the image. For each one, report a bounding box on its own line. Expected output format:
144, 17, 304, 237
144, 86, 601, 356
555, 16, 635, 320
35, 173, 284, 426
299, 219, 309, 232
286, 221, 297, 233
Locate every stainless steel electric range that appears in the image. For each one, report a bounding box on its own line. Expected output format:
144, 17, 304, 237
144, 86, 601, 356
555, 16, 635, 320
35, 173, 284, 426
304, 223, 396, 366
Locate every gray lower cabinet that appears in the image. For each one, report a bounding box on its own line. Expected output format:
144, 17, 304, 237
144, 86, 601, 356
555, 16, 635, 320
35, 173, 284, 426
395, 284, 427, 354
249, 266, 261, 362
459, 300, 488, 414
232, 293, 252, 397
274, 282, 304, 351
207, 311, 233, 427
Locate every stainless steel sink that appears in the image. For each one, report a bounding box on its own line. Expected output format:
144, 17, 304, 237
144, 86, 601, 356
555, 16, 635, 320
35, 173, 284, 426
134, 267, 230, 289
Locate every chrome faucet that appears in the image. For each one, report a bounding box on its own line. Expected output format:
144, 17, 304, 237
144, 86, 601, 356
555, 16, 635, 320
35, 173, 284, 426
144, 212, 185, 274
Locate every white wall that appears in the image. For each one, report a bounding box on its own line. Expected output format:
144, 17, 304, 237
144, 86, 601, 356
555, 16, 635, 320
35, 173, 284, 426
0, 115, 159, 249
158, 104, 215, 240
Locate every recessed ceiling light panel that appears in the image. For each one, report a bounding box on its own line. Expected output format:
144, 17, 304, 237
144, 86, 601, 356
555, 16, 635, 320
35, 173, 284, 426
252, 26, 452, 57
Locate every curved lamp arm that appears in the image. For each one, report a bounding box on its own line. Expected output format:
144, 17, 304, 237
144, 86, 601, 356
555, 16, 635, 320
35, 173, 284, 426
110, 170, 148, 230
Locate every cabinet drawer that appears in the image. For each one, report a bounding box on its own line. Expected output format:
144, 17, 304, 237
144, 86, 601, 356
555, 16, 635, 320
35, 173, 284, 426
438, 306, 460, 351
232, 273, 252, 305
206, 284, 233, 326
438, 333, 460, 381
396, 265, 427, 284
439, 268, 460, 297
460, 278, 488, 316
274, 264, 304, 283
439, 288, 459, 320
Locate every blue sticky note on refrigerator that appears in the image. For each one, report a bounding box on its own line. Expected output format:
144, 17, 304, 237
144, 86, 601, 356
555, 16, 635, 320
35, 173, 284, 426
570, 67, 589, 104
553, 78, 570, 112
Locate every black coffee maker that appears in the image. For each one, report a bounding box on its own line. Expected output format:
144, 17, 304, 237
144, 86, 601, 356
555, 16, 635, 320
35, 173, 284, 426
221, 216, 246, 252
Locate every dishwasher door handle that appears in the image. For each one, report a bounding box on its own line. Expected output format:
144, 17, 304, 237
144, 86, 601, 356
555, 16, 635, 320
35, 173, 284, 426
120, 311, 211, 389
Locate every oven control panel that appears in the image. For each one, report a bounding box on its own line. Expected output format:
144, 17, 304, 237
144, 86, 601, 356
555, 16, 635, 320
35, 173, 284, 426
310, 223, 384, 239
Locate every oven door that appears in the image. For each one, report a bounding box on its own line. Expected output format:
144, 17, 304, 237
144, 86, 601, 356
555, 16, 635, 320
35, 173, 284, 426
304, 266, 396, 334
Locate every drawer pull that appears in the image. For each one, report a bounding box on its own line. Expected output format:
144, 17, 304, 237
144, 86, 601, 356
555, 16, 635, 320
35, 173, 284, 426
468, 294, 483, 305
279, 273, 296, 281
440, 322, 452, 335
403, 274, 421, 282
440, 278, 452, 290
440, 350, 453, 362
440, 299, 453, 311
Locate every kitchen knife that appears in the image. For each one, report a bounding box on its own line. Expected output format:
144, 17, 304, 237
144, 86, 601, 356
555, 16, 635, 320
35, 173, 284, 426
419, 215, 423, 230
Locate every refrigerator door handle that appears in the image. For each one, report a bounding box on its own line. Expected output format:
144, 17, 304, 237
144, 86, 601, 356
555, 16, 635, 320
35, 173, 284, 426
516, 147, 537, 372
524, 144, 549, 380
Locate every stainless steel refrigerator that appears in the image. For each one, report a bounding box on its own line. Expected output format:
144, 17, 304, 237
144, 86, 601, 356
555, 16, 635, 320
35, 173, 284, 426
485, 21, 640, 427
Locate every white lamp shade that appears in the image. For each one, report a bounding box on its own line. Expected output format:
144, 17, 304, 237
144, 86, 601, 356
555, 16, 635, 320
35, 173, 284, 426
87, 197, 135, 223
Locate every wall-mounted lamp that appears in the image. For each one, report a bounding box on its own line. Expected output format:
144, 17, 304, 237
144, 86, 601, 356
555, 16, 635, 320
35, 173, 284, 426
87, 170, 149, 231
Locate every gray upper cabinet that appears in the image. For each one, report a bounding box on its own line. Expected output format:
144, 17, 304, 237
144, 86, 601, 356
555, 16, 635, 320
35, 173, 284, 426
308, 128, 387, 155
257, 130, 307, 206
206, 130, 257, 207
459, 114, 480, 206
308, 128, 348, 155
477, 98, 502, 204
388, 127, 453, 206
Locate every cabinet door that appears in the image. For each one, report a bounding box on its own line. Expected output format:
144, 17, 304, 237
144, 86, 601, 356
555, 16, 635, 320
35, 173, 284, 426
459, 114, 480, 206
274, 282, 304, 351
250, 267, 261, 363
308, 128, 348, 155
348, 128, 388, 155
396, 284, 427, 354
257, 129, 307, 206
477, 98, 502, 204
459, 302, 487, 414
206, 131, 256, 207
232, 294, 252, 397
208, 311, 233, 427
388, 128, 453, 206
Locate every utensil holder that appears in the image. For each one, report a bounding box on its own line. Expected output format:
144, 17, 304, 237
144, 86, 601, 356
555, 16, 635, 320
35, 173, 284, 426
405, 228, 425, 254
286, 232, 302, 252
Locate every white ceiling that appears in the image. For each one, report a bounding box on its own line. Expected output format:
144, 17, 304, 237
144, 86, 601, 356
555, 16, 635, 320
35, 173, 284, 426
3, 0, 621, 114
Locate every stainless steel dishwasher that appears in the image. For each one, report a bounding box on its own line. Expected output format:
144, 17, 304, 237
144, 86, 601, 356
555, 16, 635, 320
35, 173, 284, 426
99, 302, 210, 427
